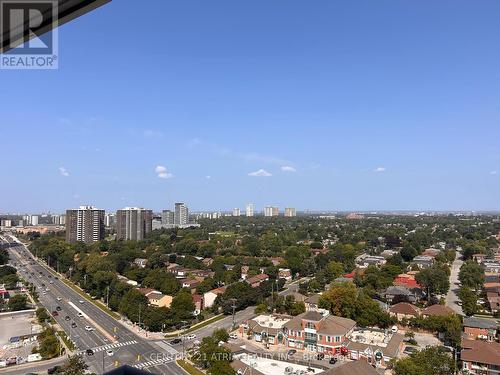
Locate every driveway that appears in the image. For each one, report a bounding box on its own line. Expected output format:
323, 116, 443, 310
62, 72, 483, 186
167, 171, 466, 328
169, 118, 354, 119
445, 251, 464, 315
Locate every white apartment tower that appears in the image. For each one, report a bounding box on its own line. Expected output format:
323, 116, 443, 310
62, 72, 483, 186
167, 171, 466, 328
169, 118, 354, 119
174, 203, 189, 225
233, 208, 241, 217
246, 203, 254, 217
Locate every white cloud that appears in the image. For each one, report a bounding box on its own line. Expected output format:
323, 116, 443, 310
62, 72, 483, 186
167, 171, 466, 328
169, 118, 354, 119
281, 165, 297, 172
374, 166, 386, 172
206, 175, 211, 179
155, 165, 173, 179
58, 167, 70, 177
248, 169, 272, 177
490, 171, 498, 175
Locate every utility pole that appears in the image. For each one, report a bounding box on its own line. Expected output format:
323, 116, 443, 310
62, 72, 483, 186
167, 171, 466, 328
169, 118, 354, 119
138, 304, 141, 329
106, 286, 110, 307
230, 298, 237, 330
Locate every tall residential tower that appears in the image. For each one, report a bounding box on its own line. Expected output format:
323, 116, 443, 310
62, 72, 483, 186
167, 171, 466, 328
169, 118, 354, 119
116, 207, 153, 241
65, 206, 105, 244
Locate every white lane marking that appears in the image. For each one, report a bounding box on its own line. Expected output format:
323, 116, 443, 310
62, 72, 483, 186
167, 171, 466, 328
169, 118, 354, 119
68, 301, 89, 319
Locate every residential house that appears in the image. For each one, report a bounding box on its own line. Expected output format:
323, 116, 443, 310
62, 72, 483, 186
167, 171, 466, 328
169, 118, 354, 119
283, 311, 356, 353
201, 257, 213, 267
412, 255, 434, 269
463, 317, 497, 342
344, 328, 404, 368
193, 294, 203, 315
384, 286, 418, 304
421, 248, 441, 258
356, 254, 386, 268
278, 268, 292, 281
421, 304, 455, 317
240, 266, 249, 280
203, 286, 226, 308
484, 262, 500, 273
137, 288, 173, 308
393, 272, 421, 289
246, 273, 269, 288
181, 279, 201, 293
389, 302, 420, 321
304, 294, 321, 310
486, 288, 500, 313
460, 339, 500, 375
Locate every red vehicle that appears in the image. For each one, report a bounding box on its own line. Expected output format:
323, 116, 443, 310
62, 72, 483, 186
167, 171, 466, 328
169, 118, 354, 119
52, 311, 59, 316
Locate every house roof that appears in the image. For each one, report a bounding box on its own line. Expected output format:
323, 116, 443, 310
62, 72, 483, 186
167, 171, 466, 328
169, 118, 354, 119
345, 332, 404, 358
246, 273, 269, 284
389, 302, 420, 316
385, 286, 411, 296
463, 317, 497, 330
305, 294, 321, 304
323, 360, 378, 375
460, 339, 500, 366
421, 304, 455, 317
302, 310, 324, 321
317, 315, 356, 336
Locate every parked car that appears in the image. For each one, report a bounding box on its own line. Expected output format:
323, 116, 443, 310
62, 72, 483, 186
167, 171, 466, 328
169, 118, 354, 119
56, 306, 61, 311
86, 349, 94, 356
64, 316, 71, 321
106, 349, 114, 357
77, 312, 83, 318
287, 349, 297, 357
71, 323, 77, 328
84, 326, 93, 331
185, 334, 196, 340
229, 333, 238, 339
170, 338, 182, 345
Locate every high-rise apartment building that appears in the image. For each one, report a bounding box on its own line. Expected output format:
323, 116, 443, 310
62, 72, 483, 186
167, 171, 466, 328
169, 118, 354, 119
116, 207, 152, 241
284, 207, 296, 217
162, 209, 175, 225
66, 205, 105, 244
264, 206, 279, 217
233, 208, 241, 217
31, 215, 39, 226
174, 203, 189, 225
246, 203, 254, 217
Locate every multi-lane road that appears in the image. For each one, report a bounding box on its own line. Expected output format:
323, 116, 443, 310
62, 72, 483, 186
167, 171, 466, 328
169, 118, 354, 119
4, 238, 185, 375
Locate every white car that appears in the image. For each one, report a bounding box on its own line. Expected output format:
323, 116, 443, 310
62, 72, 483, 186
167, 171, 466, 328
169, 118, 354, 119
185, 334, 196, 340
84, 326, 93, 331
106, 349, 114, 357
79, 300, 84, 304
229, 333, 238, 339
56, 297, 62, 301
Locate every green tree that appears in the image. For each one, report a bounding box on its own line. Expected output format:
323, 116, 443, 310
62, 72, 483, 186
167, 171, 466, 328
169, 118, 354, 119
319, 282, 357, 318
458, 286, 478, 316
393, 346, 455, 375
54, 355, 88, 375
8, 294, 27, 311
170, 290, 195, 321
459, 261, 485, 290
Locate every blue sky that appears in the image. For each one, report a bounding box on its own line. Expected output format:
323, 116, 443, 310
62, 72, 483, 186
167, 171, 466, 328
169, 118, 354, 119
1, 0, 500, 213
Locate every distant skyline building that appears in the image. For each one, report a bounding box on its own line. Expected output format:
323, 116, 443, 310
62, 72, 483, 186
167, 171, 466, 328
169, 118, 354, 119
246, 203, 254, 217
264, 206, 279, 217
162, 209, 175, 225
65, 205, 105, 244
284, 207, 296, 217
116, 207, 152, 241
31, 215, 39, 226
233, 208, 241, 217
174, 203, 189, 225
105, 213, 115, 228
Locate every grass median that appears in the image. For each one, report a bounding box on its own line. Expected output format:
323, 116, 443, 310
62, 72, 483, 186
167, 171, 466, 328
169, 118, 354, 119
176, 360, 205, 375
165, 314, 226, 338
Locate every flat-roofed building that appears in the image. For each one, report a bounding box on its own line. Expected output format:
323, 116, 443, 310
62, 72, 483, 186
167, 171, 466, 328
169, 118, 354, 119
66, 206, 105, 244
116, 207, 152, 241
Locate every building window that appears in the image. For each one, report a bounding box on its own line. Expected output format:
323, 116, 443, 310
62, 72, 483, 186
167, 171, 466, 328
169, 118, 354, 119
306, 322, 315, 329
335, 336, 341, 343
318, 335, 323, 341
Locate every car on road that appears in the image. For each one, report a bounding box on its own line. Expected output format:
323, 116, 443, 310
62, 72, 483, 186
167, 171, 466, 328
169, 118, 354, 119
77, 312, 83, 318
49, 280, 53, 284
84, 326, 93, 331
71, 322, 77, 328
56, 306, 61, 311
57, 297, 62, 301
329, 357, 337, 364
79, 300, 84, 304
229, 333, 238, 339
52, 311, 58, 316
287, 349, 297, 357
64, 316, 71, 321
170, 338, 182, 345
185, 334, 196, 340
86, 349, 94, 356
106, 349, 114, 357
